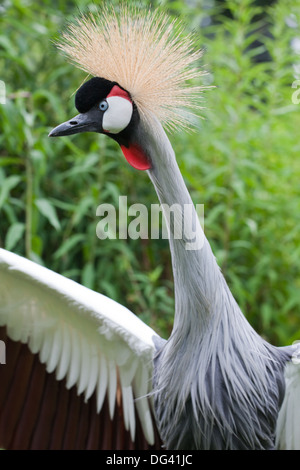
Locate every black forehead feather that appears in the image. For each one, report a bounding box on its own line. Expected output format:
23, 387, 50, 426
75, 77, 116, 113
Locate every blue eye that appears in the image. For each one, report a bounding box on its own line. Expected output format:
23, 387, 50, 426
99, 100, 108, 111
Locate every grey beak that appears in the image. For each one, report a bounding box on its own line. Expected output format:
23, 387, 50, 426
48, 111, 100, 137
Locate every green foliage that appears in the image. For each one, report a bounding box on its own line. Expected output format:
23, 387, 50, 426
0, 0, 299, 343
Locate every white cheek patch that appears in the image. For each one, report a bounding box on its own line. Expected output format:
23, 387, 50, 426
102, 96, 133, 134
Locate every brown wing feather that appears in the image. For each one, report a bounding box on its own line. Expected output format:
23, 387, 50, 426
0, 326, 162, 450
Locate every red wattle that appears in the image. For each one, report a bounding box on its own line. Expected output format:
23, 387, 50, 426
120, 144, 151, 171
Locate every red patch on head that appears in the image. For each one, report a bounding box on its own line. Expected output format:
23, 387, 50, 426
121, 144, 151, 171
107, 85, 132, 103
106, 86, 150, 170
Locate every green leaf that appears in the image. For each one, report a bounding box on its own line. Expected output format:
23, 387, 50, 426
82, 262, 95, 289
54, 234, 86, 259
35, 198, 61, 231
0, 176, 21, 209
5, 222, 25, 251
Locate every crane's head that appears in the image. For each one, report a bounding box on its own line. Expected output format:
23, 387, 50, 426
48, 6, 206, 170
49, 76, 150, 170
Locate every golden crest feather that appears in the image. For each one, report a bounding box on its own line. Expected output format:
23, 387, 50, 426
57, 5, 206, 131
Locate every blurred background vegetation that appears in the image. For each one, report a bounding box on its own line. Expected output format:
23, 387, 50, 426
0, 0, 299, 345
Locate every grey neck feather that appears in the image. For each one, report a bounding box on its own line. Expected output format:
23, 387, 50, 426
134, 117, 291, 450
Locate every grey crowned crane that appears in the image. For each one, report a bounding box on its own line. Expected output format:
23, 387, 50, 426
0, 6, 300, 450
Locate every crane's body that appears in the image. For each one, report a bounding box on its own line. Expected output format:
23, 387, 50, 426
0, 5, 300, 450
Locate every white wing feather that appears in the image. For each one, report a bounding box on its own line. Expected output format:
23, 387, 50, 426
0, 248, 159, 445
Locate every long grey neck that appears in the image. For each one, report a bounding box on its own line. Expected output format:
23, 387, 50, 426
139, 119, 225, 339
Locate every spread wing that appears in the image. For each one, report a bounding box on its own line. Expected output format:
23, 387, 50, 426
0, 248, 162, 449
